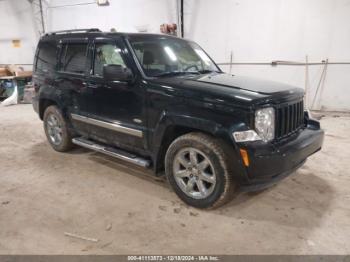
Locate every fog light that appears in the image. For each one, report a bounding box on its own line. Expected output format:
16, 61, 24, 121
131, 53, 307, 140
239, 149, 249, 167
233, 130, 261, 142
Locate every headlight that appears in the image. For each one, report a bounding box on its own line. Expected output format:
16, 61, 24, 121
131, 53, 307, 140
232, 107, 275, 143
255, 107, 275, 142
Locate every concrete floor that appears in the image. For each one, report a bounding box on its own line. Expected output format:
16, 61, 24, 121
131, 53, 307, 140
0, 104, 349, 254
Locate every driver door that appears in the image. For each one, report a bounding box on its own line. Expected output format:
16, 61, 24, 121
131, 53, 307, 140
84, 37, 146, 150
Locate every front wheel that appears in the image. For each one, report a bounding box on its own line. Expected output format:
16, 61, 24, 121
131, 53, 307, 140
165, 132, 237, 209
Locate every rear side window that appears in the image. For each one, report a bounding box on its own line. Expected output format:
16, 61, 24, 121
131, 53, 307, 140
60, 43, 87, 74
36, 41, 57, 72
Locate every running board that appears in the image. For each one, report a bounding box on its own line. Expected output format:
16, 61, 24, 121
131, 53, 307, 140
72, 137, 150, 168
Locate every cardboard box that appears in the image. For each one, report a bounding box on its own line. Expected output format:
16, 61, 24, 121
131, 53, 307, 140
2, 65, 32, 78
6, 64, 22, 74
0, 68, 10, 77
14, 71, 32, 78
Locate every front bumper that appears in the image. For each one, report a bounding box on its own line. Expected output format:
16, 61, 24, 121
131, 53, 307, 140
238, 120, 324, 191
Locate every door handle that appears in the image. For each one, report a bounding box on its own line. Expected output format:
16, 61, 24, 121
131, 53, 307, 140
82, 82, 100, 89
89, 84, 99, 89
54, 78, 64, 83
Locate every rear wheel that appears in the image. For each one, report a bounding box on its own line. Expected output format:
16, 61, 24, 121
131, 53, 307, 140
165, 132, 237, 209
43, 105, 74, 152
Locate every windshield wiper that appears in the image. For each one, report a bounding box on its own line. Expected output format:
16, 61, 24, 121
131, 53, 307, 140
197, 69, 219, 74
154, 71, 200, 77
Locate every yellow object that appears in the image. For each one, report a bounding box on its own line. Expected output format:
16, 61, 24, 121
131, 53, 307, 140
240, 149, 249, 167
12, 40, 21, 48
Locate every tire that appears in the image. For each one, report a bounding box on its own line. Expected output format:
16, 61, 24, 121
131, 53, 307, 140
43, 105, 74, 152
165, 132, 237, 209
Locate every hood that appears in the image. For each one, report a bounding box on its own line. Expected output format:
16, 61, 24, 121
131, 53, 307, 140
196, 73, 303, 95
149, 73, 304, 106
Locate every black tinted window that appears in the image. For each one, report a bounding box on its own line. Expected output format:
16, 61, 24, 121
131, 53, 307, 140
36, 41, 57, 72
61, 43, 87, 74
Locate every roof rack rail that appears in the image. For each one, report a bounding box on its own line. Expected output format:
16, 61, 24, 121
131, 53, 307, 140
46, 28, 101, 35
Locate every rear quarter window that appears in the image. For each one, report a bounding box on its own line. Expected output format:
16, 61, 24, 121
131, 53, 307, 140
36, 41, 57, 72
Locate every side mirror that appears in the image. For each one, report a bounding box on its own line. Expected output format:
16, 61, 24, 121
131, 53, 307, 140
103, 64, 133, 82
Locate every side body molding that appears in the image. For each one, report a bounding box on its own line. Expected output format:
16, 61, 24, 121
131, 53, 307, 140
71, 114, 143, 138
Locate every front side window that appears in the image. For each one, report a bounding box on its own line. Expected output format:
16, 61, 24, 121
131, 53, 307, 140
128, 36, 219, 77
61, 43, 87, 74
36, 41, 57, 72
93, 43, 126, 76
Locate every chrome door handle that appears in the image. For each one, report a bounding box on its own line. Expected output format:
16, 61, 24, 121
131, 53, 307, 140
82, 82, 99, 89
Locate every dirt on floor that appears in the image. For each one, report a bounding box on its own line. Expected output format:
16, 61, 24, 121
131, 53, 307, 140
0, 104, 349, 254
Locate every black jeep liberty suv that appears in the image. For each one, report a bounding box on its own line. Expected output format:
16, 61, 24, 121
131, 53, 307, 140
32, 28, 324, 208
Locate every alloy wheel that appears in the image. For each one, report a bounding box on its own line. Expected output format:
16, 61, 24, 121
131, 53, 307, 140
46, 114, 63, 145
173, 147, 216, 199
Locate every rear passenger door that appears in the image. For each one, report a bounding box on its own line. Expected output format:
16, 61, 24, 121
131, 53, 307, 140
56, 39, 93, 137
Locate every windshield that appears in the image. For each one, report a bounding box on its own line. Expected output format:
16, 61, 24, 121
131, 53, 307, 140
128, 36, 220, 77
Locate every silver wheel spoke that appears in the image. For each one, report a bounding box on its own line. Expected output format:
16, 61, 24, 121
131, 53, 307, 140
56, 127, 62, 134
178, 155, 190, 168
47, 120, 54, 127
175, 169, 189, 178
197, 180, 208, 196
47, 125, 53, 133
185, 177, 196, 193
189, 150, 197, 165
199, 172, 216, 184
52, 133, 57, 143
198, 159, 209, 171
55, 132, 62, 142
52, 116, 58, 126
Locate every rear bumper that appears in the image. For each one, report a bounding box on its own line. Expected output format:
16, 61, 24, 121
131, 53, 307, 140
238, 120, 324, 191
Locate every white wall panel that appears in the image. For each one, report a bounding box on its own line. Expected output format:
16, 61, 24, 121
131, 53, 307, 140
184, 0, 350, 111
0, 0, 37, 69
47, 0, 177, 33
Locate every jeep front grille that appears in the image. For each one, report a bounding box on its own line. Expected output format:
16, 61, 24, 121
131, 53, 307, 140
275, 99, 305, 139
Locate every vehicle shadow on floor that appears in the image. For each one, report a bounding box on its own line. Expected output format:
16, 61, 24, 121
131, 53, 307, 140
87, 151, 169, 187
29, 141, 170, 194
215, 168, 335, 228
